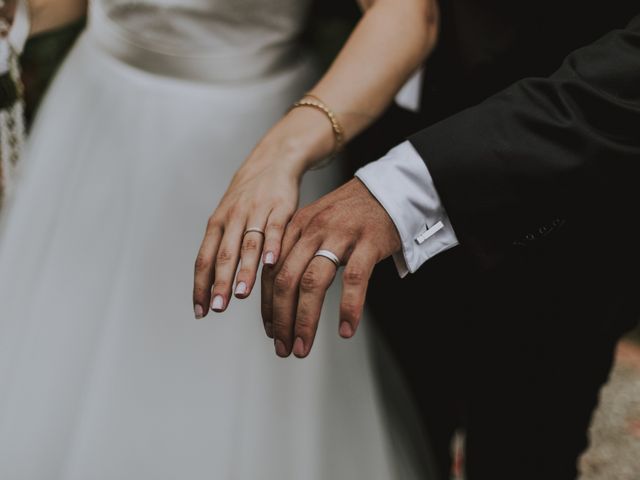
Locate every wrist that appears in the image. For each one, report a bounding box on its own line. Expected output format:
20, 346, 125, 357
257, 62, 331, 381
272, 106, 337, 172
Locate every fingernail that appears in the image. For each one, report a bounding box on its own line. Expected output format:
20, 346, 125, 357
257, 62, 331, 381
235, 282, 247, 296
194, 304, 204, 320
211, 295, 224, 311
264, 252, 275, 265
265, 323, 274, 338
339, 322, 353, 338
275, 339, 288, 357
293, 337, 305, 357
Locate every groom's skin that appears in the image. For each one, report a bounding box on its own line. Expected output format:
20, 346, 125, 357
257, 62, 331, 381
261, 177, 400, 358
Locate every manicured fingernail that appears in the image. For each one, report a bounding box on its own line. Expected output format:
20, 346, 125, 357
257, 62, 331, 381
293, 337, 305, 357
265, 322, 274, 338
264, 252, 275, 265
235, 282, 247, 296
211, 295, 224, 311
194, 304, 204, 320
275, 339, 288, 357
339, 322, 353, 338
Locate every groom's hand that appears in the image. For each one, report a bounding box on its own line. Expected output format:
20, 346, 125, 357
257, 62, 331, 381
261, 178, 401, 358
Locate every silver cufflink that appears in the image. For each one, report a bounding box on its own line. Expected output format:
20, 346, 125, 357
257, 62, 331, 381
415, 220, 444, 245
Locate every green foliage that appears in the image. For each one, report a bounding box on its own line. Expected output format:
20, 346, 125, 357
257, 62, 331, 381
20, 18, 85, 125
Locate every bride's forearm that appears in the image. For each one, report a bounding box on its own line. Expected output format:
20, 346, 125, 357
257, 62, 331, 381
29, 0, 86, 35
315, 0, 438, 124
289, 0, 439, 169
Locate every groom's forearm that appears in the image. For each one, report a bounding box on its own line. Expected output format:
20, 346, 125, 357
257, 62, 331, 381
358, 13, 640, 272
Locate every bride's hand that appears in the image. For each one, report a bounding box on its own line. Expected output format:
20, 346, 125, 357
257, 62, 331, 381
192, 107, 334, 319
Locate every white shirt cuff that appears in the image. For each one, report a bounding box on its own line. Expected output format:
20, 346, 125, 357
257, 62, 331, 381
394, 68, 423, 113
355, 141, 459, 277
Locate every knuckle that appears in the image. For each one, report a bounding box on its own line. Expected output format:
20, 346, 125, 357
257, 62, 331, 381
290, 209, 304, 223
267, 222, 285, 235
343, 267, 366, 286
314, 211, 332, 227
213, 279, 229, 291
207, 215, 222, 230
216, 248, 233, 265
315, 205, 337, 224
249, 199, 262, 211
227, 204, 243, 218
194, 253, 212, 273
274, 269, 293, 294
290, 210, 308, 229
307, 210, 337, 234
304, 220, 323, 236
242, 237, 260, 253
295, 308, 314, 331
300, 269, 320, 293
270, 194, 287, 205
271, 318, 291, 337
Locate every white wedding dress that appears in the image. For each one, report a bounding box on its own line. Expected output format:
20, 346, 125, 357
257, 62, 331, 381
0, 1, 433, 479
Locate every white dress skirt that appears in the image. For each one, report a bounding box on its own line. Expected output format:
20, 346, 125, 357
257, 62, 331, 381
0, 1, 434, 479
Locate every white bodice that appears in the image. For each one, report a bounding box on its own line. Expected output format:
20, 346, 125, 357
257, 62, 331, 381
90, 0, 315, 82
95, 0, 313, 56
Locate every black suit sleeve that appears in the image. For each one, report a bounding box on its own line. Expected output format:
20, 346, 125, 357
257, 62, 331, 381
409, 13, 640, 266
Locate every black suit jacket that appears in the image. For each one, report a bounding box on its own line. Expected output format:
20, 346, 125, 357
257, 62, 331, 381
352, 0, 640, 385
410, 7, 640, 270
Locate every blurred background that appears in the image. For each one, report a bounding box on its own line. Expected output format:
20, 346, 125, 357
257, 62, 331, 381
20, 18, 640, 480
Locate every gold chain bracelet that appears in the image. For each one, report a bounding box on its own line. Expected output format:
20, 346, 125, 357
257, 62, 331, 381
290, 94, 345, 160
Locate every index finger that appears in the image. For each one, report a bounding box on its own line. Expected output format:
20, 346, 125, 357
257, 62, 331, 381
260, 220, 301, 338
193, 218, 222, 319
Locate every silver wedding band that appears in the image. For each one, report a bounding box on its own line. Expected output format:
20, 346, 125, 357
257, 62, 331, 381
243, 227, 265, 237
314, 249, 341, 268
